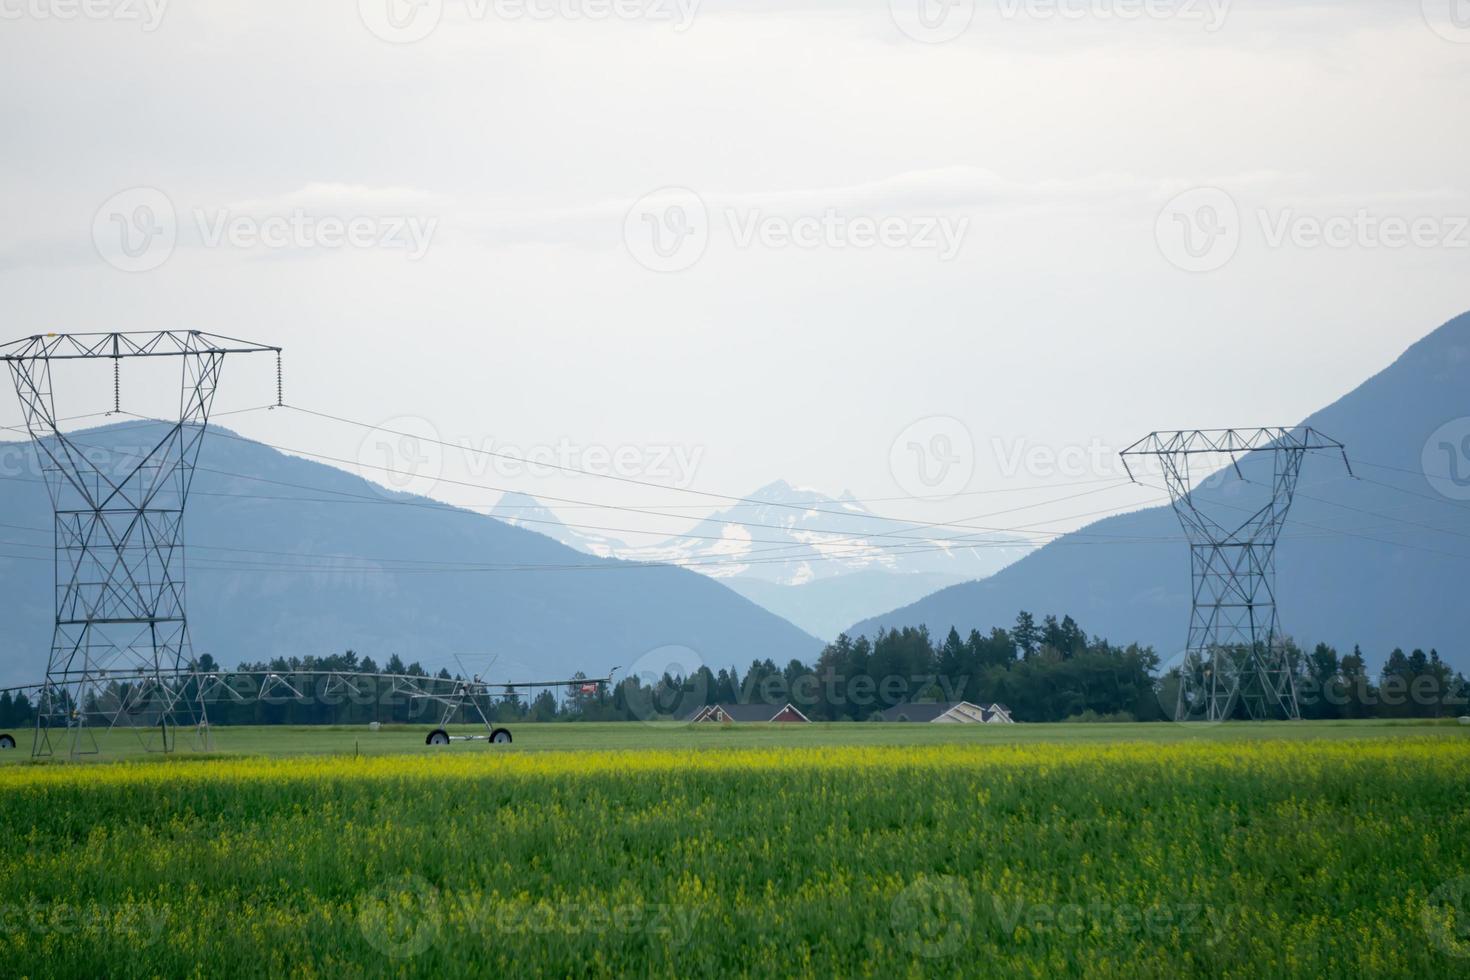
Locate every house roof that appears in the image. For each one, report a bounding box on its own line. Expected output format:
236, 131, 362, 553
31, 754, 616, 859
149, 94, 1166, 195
881, 702, 962, 723
881, 701, 1011, 723
688, 703, 810, 723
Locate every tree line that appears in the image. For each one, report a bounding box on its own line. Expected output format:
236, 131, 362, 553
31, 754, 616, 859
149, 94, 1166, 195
0, 611, 1465, 728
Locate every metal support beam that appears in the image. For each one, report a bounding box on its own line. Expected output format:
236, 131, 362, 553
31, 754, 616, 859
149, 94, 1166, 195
1, 331, 281, 757
1121, 427, 1350, 722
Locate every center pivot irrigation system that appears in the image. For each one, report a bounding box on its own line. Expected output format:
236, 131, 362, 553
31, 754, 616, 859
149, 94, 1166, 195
0, 331, 608, 758
0, 667, 619, 752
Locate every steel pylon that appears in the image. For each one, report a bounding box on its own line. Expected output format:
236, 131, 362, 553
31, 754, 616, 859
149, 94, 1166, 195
1121, 428, 1351, 722
1, 331, 281, 757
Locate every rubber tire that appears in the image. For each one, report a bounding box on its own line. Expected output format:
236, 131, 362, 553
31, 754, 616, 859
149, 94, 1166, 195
490, 728, 513, 745
425, 729, 451, 746
0, 734, 14, 750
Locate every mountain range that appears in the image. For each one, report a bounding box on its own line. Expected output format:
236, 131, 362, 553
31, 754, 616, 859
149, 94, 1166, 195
2, 310, 1466, 686
489, 480, 1028, 638
0, 427, 823, 688
851, 311, 1470, 675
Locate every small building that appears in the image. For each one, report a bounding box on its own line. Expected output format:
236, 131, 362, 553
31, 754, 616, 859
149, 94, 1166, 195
881, 701, 1014, 724
687, 703, 811, 724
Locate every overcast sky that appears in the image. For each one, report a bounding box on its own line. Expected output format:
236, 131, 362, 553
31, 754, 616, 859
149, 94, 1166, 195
1, 0, 1467, 542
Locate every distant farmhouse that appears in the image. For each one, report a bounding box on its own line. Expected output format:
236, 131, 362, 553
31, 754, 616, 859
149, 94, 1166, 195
881, 702, 1014, 724
688, 703, 811, 724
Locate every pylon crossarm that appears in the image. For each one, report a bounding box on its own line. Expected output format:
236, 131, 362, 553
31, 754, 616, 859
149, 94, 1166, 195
0, 331, 280, 363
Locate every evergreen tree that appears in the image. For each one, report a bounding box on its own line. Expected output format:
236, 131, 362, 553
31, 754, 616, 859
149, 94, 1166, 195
1013, 611, 1040, 660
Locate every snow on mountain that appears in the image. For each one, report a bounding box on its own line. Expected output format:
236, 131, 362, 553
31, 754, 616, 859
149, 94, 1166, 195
487, 480, 1030, 638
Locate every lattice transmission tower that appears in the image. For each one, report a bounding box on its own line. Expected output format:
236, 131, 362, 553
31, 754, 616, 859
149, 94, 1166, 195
1, 331, 281, 756
1121, 428, 1351, 722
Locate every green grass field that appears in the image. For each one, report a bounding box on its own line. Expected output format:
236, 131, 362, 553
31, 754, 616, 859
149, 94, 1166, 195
2, 717, 1466, 762
1, 721, 1468, 978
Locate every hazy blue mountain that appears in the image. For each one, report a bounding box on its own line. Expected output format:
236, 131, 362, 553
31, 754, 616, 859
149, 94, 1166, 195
487, 480, 1025, 638
486, 490, 627, 558
850, 311, 1470, 674
0, 426, 823, 688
